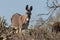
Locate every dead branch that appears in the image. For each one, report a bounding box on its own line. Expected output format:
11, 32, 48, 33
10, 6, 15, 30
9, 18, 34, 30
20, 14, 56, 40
37, 8, 52, 16
47, 0, 60, 8
39, 8, 56, 27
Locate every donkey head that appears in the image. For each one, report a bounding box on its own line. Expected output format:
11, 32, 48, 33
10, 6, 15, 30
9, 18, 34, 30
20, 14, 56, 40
26, 5, 32, 16
23, 5, 33, 24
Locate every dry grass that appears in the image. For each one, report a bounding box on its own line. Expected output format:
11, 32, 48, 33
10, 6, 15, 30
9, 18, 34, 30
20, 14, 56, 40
0, 17, 60, 40
0, 26, 60, 40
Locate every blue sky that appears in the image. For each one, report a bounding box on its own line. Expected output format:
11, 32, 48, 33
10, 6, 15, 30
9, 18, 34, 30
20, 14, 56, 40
0, 0, 59, 26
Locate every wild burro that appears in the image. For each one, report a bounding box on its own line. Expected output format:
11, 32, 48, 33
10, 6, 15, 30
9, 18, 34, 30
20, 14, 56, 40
11, 5, 33, 33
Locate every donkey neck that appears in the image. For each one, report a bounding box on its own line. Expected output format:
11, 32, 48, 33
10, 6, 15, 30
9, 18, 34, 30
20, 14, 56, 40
22, 15, 27, 24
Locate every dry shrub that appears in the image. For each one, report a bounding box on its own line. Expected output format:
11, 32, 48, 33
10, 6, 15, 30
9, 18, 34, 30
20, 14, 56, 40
0, 17, 60, 40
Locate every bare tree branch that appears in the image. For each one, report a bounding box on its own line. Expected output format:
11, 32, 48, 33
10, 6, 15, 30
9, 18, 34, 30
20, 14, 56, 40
38, 0, 60, 27
55, 0, 58, 4
37, 8, 52, 16
52, 1, 56, 7
37, 0, 59, 16
47, 0, 55, 8
36, 0, 59, 27
47, 0, 59, 8
51, 0, 58, 4
38, 8, 56, 27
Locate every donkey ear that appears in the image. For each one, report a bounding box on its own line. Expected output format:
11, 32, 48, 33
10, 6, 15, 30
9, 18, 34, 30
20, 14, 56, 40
26, 5, 28, 10
30, 6, 33, 11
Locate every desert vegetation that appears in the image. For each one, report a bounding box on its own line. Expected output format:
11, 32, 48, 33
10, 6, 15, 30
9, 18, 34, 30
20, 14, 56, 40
0, 11, 60, 40
1, 0, 60, 40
